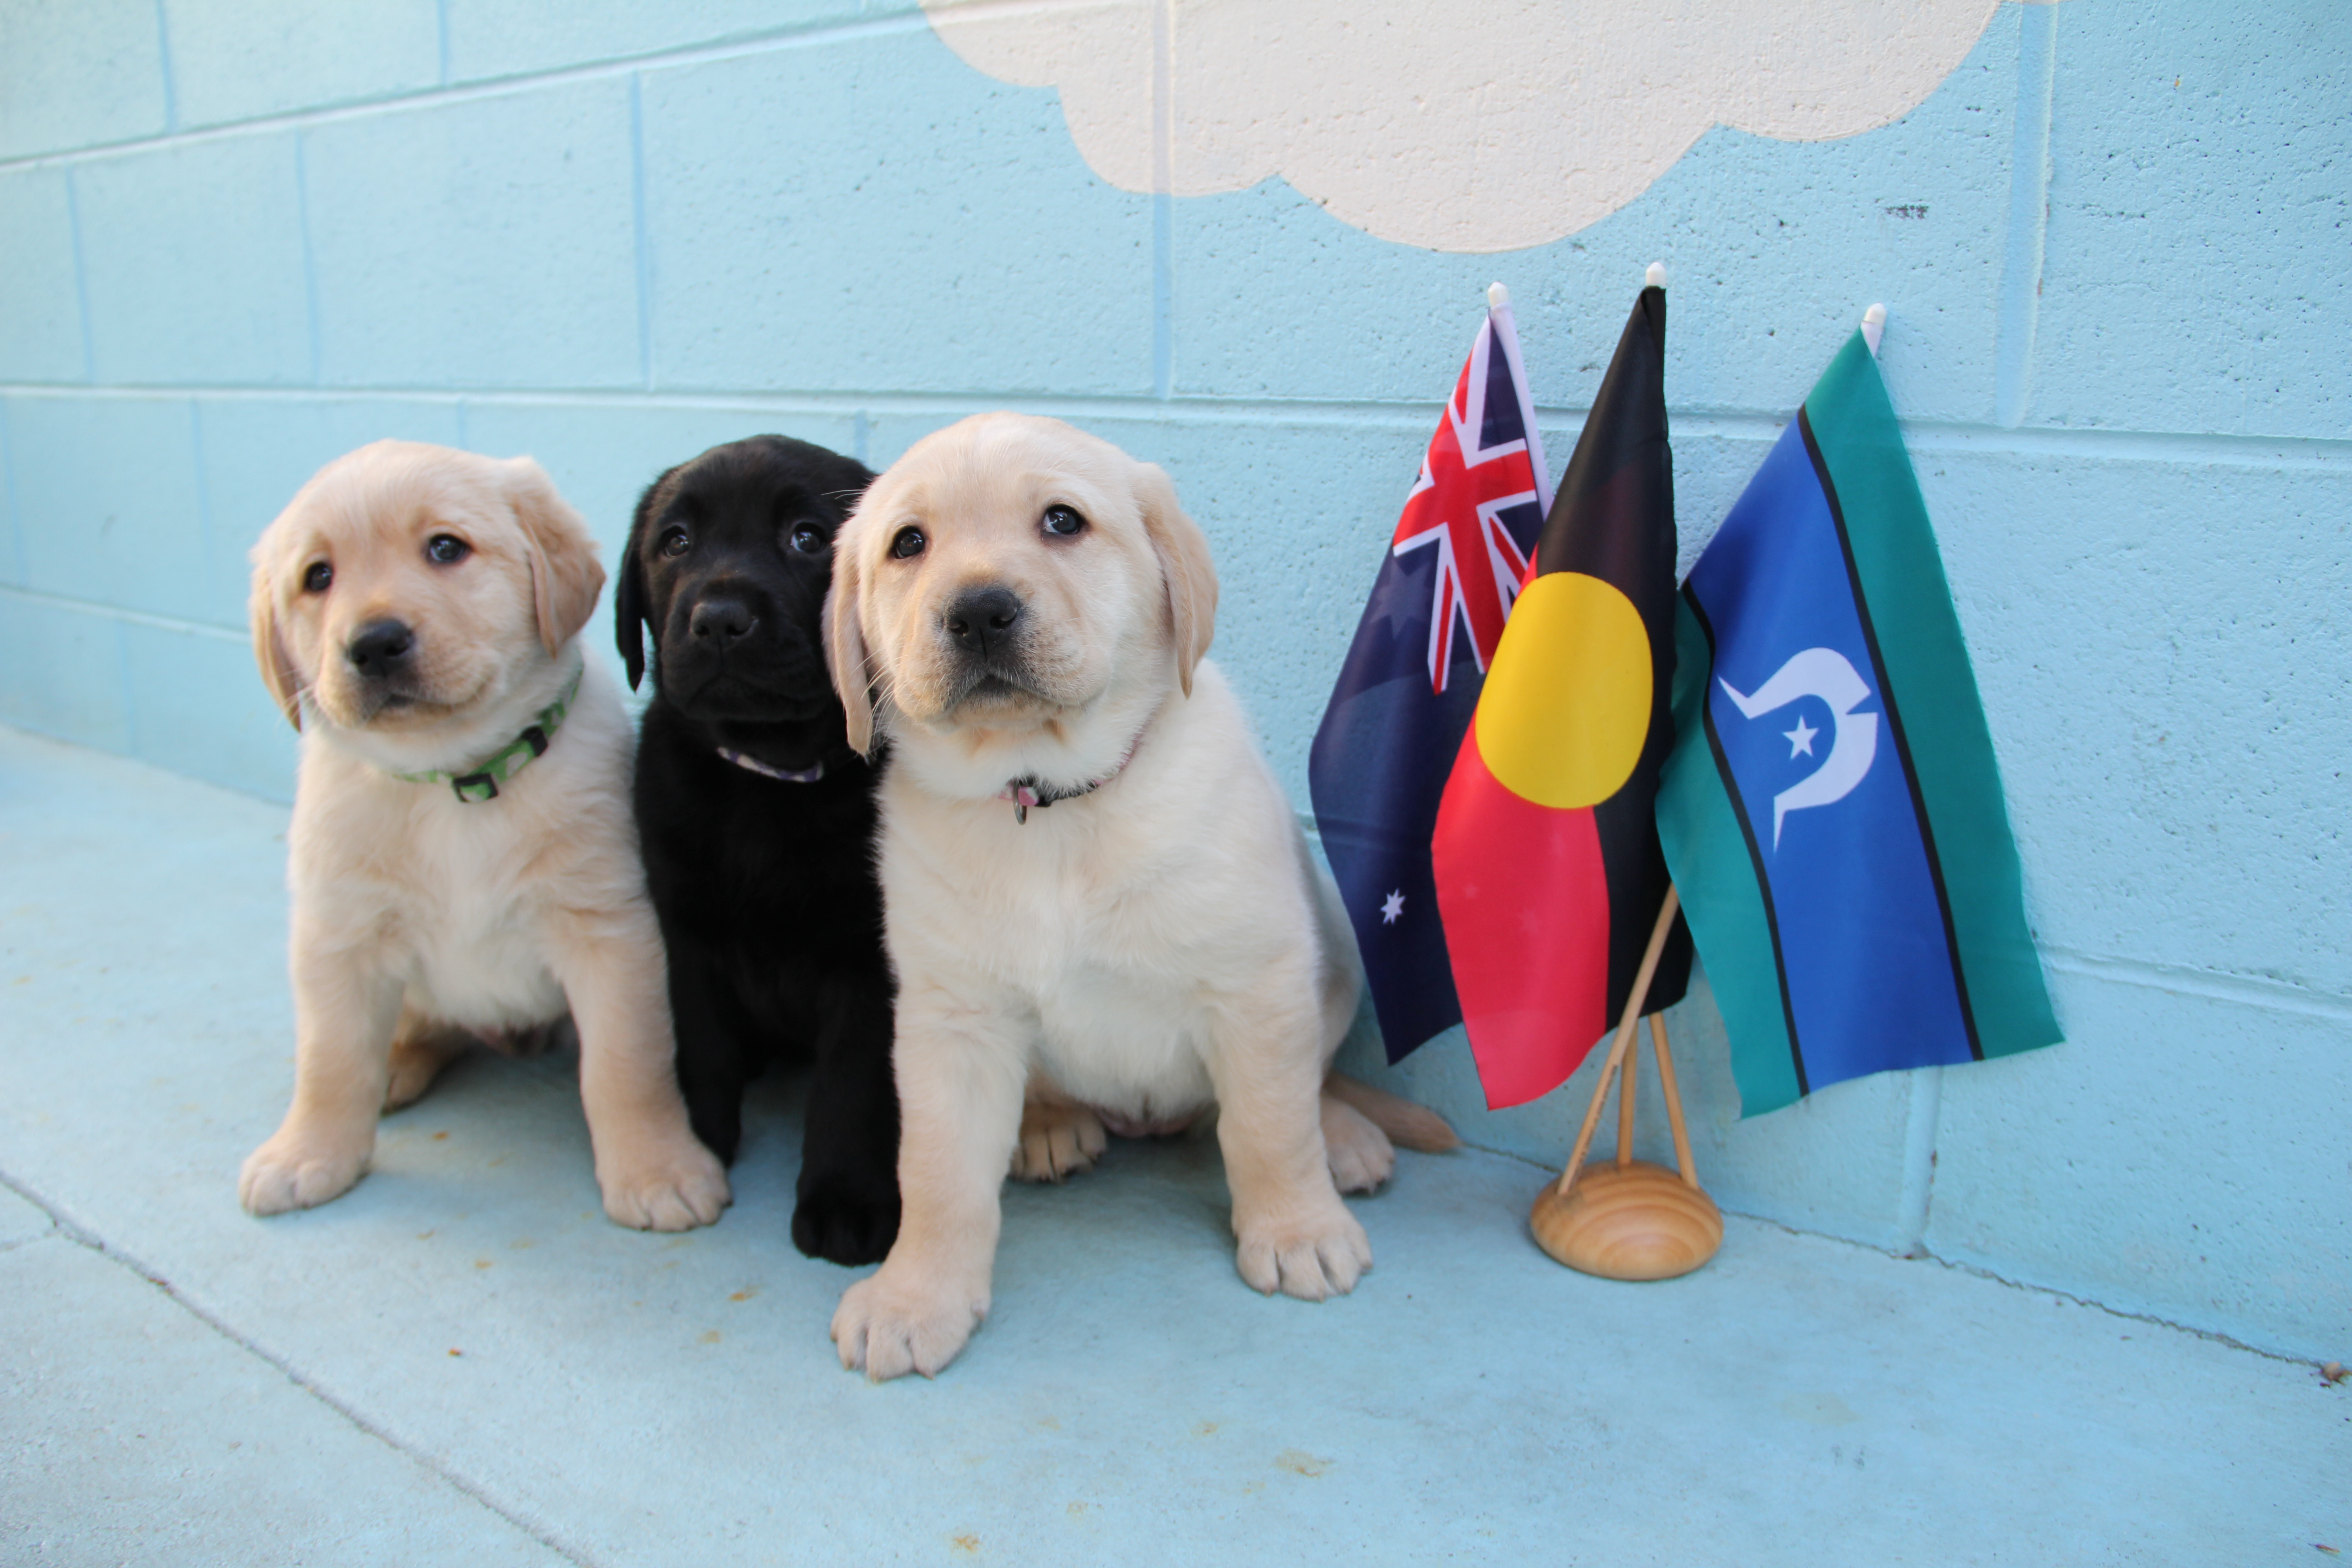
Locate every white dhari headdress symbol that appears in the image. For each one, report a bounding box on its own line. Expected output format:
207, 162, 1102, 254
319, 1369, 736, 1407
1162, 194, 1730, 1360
1720, 647, 1881, 850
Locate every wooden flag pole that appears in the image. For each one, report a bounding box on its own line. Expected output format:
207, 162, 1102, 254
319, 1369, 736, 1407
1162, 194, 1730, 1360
1529, 884, 1725, 1280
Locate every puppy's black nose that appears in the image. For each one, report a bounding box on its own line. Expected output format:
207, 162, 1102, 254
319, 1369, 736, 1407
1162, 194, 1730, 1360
689, 598, 758, 646
944, 586, 1023, 656
347, 618, 415, 677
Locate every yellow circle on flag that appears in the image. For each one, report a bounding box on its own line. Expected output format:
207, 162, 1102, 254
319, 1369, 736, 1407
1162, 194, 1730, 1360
1475, 571, 1651, 809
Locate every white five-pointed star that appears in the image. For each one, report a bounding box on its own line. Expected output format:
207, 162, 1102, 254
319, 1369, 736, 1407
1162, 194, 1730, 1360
1380, 889, 1406, 924
1784, 716, 1819, 758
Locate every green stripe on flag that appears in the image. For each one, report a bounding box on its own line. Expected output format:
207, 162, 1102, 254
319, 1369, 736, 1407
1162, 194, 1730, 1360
1657, 604, 1805, 1116
1805, 333, 2061, 1060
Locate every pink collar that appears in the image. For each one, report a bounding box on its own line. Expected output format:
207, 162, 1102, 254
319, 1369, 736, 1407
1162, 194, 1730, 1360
995, 726, 1147, 825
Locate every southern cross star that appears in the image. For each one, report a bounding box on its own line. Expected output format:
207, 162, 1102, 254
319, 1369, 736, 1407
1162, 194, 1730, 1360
1380, 889, 1406, 924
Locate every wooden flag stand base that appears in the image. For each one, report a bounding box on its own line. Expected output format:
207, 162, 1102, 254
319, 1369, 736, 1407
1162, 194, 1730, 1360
1529, 885, 1725, 1280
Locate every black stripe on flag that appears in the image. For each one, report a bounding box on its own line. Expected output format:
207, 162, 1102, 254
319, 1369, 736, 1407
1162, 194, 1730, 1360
1685, 583, 1810, 1098
1796, 407, 1985, 1063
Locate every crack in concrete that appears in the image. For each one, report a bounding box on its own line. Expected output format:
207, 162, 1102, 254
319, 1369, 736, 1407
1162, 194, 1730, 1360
0, 1165, 597, 1568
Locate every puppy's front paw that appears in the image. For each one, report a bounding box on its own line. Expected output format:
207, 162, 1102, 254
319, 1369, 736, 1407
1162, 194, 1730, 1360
240, 1127, 371, 1216
1234, 1202, 1372, 1301
1009, 1101, 1107, 1182
598, 1136, 730, 1231
831, 1267, 987, 1382
794, 1167, 902, 1266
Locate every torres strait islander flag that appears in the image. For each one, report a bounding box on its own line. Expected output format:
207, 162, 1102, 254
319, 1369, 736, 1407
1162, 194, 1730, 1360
1309, 290, 1553, 1062
1656, 328, 2061, 1117
1431, 280, 1693, 1111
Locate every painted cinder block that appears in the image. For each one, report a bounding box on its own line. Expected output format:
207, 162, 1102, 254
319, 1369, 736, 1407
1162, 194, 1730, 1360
6, 395, 214, 627
0, 591, 132, 753
2031, 4, 2352, 440
0, 404, 20, 589
460, 399, 862, 563
302, 79, 640, 390
194, 397, 467, 626
0, 0, 169, 160
75, 135, 312, 387
444, 0, 898, 83
120, 617, 298, 801
639, 29, 1155, 397
1927, 969, 2352, 1360
1170, 13, 2019, 427
0, 168, 88, 385
162, 0, 441, 129
1912, 446, 2352, 996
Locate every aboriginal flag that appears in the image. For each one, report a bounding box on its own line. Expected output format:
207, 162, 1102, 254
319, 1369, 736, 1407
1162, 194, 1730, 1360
1430, 283, 1693, 1110
1655, 328, 2059, 1115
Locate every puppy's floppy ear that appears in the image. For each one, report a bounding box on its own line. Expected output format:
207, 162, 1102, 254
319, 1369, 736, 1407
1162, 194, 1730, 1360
615, 465, 680, 691
823, 525, 877, 758
1132, 460, 1217, 696
501, 456, 606, 658
248, 558, 303, 731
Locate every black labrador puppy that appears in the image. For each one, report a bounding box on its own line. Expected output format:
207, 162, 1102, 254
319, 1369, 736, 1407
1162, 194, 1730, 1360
617, 435, 899, 1265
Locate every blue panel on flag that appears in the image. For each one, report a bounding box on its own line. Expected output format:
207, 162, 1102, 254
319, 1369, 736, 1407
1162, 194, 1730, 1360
1685, 422, 1972, 1089
1311, 305, 1550, 1063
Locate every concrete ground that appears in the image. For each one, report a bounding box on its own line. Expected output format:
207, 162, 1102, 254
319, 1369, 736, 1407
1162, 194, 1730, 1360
1, 723, 2345, 1567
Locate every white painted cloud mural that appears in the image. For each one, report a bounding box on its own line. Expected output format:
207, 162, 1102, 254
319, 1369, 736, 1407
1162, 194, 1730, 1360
924, 0, 2026, 253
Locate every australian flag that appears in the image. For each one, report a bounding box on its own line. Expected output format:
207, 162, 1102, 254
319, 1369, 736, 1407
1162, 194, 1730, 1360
1310, 290, 1552, 1062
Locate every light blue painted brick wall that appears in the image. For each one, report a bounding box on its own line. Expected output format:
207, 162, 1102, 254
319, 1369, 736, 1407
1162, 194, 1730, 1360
0, 0, 2343, 1358
76, 135, 313, 386
0, 167, 86, 382
161, 0, 442, 129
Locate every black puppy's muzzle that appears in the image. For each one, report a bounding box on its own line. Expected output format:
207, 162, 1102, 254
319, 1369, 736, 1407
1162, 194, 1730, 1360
689, 596, 759, 648
662, 580, 829, 717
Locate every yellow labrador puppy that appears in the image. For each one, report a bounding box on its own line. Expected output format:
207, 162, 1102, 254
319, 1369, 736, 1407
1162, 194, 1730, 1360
825, 413, 1452, 1380
240, 439, 728, 1231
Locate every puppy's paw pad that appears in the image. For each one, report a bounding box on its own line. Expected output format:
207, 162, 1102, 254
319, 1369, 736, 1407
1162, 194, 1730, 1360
1009, 1102, 1107, 1183
793, 1173, 902, 1266
1235, 1207, 1372, 1302
600, 1141, 731, 1231
239, 1135, 369, 1216
831, 1271, 986, 1382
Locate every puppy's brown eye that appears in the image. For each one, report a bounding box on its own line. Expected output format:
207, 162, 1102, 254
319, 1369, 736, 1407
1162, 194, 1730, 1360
1042, 505, 1086, 538
303, 562, 332, 593
890, 526, 927, 560
425, 534, 470, 565
789, 523, 827, 555
661, 527, 691, 559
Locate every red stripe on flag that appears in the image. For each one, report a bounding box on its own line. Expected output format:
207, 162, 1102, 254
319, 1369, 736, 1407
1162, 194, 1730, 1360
1431, 730, 1613, 1109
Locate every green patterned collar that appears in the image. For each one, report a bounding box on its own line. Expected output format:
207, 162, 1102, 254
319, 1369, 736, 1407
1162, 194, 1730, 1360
391, 667, 582, 803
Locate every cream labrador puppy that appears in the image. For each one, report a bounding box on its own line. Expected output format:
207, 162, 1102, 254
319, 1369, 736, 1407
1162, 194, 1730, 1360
825, 413, 1452, 1380
240, 439, 728, 1231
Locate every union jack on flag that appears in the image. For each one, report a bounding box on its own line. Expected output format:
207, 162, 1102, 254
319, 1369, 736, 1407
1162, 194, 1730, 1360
1309, 289, 1555, 1062
1391, 318, 1554, 692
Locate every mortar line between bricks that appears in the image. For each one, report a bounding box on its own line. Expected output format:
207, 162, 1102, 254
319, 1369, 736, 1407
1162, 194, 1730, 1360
1, 384, 2345, 470
0, 583, 243, 641
0, 11, 937, 176
0, 1165, 598, 1568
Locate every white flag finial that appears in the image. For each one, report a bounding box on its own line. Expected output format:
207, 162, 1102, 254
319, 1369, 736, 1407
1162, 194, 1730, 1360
1862, 303, 1887, 358
1487, 281, 1510, 310
1645, 261, 1667, 289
